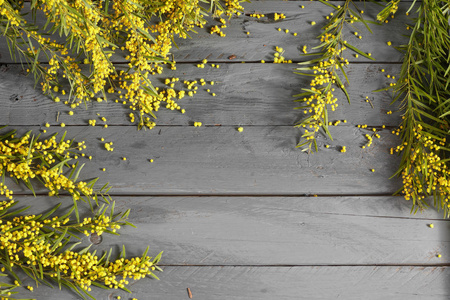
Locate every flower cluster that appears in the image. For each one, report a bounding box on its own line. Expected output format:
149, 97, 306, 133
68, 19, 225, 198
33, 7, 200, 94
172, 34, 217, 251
386, 0, 450, 216
0, 200, 162, 298
0, 0, 245, 129
0, 129, 109, 206
294, 0, 373, 152
376, 0, 400, 23
392, 124, 450, 214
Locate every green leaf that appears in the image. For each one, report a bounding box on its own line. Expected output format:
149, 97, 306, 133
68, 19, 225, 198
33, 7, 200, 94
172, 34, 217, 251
148, 272, 160, 280
51, 227, 68, 252
343, 42, 375, 61
73, 198, 79, 223
40, 203, 62, 221
317, 0, 338, 10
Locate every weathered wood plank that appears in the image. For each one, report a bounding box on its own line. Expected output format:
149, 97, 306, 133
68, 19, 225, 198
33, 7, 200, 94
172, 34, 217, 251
0, 63, 402, 126
0, 2, 411, 63
169, 1, 411, 63
12, 266, 450, 300
3, 125, 402, 195
15, 195, 448, 265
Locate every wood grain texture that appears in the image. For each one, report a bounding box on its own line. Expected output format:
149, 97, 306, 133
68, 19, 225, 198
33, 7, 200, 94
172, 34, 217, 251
11, 266, 450, 300
2, 125, 402, 195
15, 195, 448, 266
0, 1, 411, 63
0, 63, 402, 126
0, 1, 436, 299
169, 1, 411, 63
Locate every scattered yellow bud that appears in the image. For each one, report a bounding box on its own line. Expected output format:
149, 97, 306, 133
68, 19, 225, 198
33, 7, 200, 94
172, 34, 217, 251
237, 127, 244, 132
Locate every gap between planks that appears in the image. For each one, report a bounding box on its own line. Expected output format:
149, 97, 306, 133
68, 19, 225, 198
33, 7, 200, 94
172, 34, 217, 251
10, 194, 445, 222
157, 263, 450, 267
0, 60, 404, 65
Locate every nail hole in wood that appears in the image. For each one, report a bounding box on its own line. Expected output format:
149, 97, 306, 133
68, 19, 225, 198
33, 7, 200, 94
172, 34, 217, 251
90, 232, 103, 245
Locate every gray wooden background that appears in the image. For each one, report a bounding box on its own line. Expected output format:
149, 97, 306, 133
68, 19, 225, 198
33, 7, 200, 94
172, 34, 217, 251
2, 1, 450, 299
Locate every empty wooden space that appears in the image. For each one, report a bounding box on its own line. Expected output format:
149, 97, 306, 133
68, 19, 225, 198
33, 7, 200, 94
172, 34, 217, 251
1, 1, 448, 299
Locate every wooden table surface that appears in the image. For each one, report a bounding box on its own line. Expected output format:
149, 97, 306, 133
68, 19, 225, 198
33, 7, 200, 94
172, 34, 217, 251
2, 1, 450, 299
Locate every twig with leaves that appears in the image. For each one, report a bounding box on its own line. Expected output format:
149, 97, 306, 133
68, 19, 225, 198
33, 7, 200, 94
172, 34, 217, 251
0, 127, 111, 220
0, 200, 162, 300
294, 0, 375, 152
0, 128, 163, 298
0, 0, 246, 129
381, 0, 450, 216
